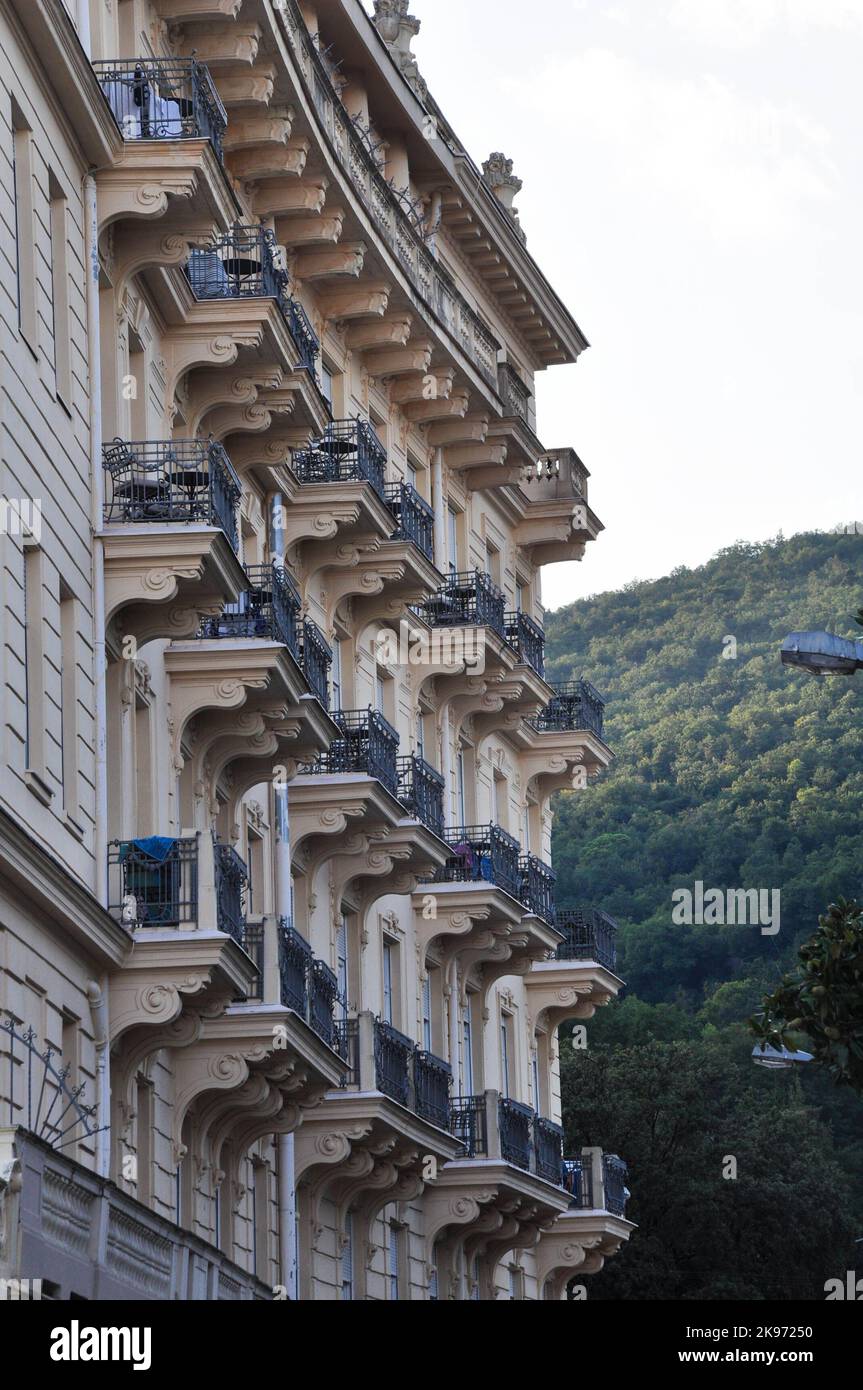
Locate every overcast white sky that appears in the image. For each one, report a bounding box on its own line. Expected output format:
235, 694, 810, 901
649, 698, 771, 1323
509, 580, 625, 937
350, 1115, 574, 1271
363, 0, 863, 609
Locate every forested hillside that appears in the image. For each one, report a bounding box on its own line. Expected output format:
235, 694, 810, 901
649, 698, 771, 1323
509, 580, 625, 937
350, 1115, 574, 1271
548, 532, 863, 1299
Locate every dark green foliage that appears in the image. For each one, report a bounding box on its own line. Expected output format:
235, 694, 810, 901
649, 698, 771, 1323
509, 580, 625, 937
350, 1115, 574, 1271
752, 898, 863, 1093
549, 532, 863, 1299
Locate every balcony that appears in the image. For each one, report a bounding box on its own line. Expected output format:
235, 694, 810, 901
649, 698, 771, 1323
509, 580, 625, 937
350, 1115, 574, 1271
373, 1018, 452, 1130
516, 450, 604, 566
434, 824, 522, 903
538, 1150, 634, 1297
555, 907, 618, 973
421, 570, 506, 641
562, 1153, 629, 1217
108, 834, 248, 947
186, 226, 320, 374
397, 755, 445, 838
452, 1094, 565, 1185
199, 562, 301, 659
505, 610, 545, 678
312, 709, 400, 798
293, 418, 387, 502
385, 482, 435, 564
520, 854, 557, 925
94, 58, 227, 161
533, 679, 605, 739
103, 437, 240, 546
277, 921, 342, 1052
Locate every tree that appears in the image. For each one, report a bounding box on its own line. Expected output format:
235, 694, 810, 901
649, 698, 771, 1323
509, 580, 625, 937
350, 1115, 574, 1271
751, 898, 863, 1094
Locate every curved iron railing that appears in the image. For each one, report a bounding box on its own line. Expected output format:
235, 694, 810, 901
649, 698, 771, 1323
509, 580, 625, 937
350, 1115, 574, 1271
434, 824, 522, 902
414, 1051, 452, 1130
108, 837, 198, 929
534, 1115, 565, 1184
293, 418, 387, 501
385, 482, 435, 563
102, 438, 241, 552
499, 1096, 533, 1171
93, 57, 227, 160
214, 840, 247, 945
505, 610, 545, 677
278, 921, 313, 1016
397, 755, 445, 838
198, 563, 302, 659
603, 1153, 630, 1217
374, 1019, 414, 1108
313, 709, 400, 796
520, 854, 557, 924
422, 571, 506, 640
555, 907, 618, 972
532, 679, 605, 739
186, 226, 320, 372
301, 619, 332, 709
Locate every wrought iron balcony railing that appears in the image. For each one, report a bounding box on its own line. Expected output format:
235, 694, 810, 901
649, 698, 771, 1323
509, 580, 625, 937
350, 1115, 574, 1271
499, 1096, 533, 1171
505, 610, 545, 677
335, 1017, 360, 1087
301, 619, 332, 709
102, 438, 241, 552
532, 679, 605, 739
278, 920, 313, 1016
293, 418, 387, 502
198, 563, 302, 660
555, 907, 618, 973
373, 1019, 414, 1108
277, 920, 343, 1052
385, 482, 435, 563
497, 362, 532, 423
414, 1051, 452, 1130
93, 58, 227, 161
562, 1156, 592, 1208
397, 755, 445, 838
433, 824, 522, 903
312, 709, 400, 797
534, 1115, 565, 1185
213, 840, 248, 945
421, 571, 506, 640
108, 837, 198, 930
186, 227, 320, 373
602, 1153, 630, 1217
451, 1095, 488, 1157
520, 854, 557, 925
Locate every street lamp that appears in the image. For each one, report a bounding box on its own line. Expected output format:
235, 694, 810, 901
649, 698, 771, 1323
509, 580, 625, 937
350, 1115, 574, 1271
781, 630, 863, 676
751, 1043, 814, 1071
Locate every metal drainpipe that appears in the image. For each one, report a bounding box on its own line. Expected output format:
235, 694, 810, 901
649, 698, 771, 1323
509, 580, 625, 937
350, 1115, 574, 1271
85, 173, 111, 1177
432, 446, 446, 572
269, 490, 298, 1297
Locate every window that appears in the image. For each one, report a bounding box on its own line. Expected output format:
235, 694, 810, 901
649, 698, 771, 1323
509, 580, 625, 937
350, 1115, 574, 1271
12, 102, 37, 350
388, 1223, 402, 1301
422, 972, 432, 1052
500, 1015, 512, 1097
336, 914, 349, 1019
485, 542, 501, 586
135, 1074, 153, 1207
516, 581, 527, 613
382, 938, 395, 1025
447, 505, 459, 573
127, 327, 147, 438
247, 829, 264, 915
375, 669, 387, 718
462, 1007, 474, 1095
60, 583, 80, 819
521, 804, 531, 853
456, 746, 466, 826
320, 361, 334, 406
49, 173, 72, 405
532, 1053, 541, 1114
23, 547, 47, 781
135, 697, 154, 835
331, 638, 343, 711
509, 1265, 523, 1300
252, 1158, 270, 1283
341, 1211, 354, 1300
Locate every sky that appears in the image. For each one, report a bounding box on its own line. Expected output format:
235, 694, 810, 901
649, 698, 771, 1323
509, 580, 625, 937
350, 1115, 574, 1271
362, 0, 863, 610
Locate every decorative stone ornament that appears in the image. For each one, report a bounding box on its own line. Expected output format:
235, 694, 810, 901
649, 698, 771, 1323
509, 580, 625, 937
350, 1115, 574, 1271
482, 154, 526, 241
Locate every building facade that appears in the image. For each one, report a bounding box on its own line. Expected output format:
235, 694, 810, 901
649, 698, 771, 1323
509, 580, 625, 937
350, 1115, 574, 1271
0, 0, 631, 1301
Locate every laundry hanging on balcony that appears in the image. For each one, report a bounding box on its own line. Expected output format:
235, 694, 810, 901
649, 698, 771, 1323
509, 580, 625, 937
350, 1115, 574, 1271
130, 836, 178, 863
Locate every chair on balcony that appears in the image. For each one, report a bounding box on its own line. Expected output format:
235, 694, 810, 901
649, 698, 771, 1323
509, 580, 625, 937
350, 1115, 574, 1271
186, 250, 233, 299
103, 440, 175, 523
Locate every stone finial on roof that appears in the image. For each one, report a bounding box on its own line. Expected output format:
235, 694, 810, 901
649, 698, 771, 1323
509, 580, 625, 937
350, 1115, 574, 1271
372, 0, 427, 102
482, 153, 526, 240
